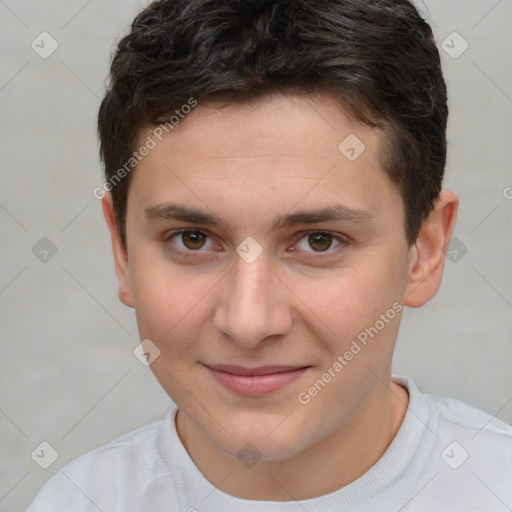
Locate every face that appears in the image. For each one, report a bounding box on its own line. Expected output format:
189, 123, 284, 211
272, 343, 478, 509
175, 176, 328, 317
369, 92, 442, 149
111, 94, 415, 460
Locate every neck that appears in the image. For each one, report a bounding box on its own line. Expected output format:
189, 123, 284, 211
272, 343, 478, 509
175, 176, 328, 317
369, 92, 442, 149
176, 373, 409, 501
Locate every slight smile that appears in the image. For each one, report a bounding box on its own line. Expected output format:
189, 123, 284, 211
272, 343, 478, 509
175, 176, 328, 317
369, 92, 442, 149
204, 364, 312, 397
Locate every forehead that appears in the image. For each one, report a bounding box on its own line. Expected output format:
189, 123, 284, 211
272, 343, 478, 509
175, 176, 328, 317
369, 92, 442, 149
127, 93, 402, 230
144, 94, 383, 167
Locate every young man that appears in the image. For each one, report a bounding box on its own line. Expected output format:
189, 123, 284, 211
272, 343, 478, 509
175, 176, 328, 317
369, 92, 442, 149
27, 0, 512, 510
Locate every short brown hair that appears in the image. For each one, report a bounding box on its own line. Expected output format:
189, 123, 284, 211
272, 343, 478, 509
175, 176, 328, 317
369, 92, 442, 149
98, 0, 448, 247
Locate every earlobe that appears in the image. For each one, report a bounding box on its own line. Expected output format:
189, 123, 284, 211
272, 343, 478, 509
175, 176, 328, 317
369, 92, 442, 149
404, 190, 459, 308
101, 192, 135, 308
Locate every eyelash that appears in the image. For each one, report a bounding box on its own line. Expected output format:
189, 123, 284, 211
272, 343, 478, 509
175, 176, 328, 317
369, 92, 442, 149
162, 229, 348, 260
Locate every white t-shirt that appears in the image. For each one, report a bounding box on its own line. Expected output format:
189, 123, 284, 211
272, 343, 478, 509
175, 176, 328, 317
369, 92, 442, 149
26, 376, 512, 511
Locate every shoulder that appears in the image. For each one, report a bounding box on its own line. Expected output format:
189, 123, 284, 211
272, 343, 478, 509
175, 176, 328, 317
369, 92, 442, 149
397, 375, 512, 441
426, 388, 512, 472
423, 386, 512, 442
25, 409, 175, 512
429, 391, 512, 477
398, 376, 512, 506
62, 414, 166, 479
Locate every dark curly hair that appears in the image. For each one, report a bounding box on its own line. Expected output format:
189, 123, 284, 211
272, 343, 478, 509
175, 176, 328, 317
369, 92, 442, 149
98, 0, 448, 248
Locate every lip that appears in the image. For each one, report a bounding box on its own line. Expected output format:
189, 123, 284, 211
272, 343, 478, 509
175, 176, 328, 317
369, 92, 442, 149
204, 364, 311, 397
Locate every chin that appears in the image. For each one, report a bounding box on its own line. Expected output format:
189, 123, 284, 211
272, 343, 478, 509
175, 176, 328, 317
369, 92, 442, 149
213, 416, 306, 463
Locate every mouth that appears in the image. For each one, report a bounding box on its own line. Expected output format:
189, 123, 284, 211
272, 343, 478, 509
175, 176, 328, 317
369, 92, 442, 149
203, 364, 311, 397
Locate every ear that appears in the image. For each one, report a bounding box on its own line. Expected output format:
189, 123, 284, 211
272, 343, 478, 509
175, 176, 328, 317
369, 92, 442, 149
102, 192, 135, 308
404, 190, 459, 308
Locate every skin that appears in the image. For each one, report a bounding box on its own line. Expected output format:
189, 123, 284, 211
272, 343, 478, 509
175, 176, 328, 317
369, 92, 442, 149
102, 93, 458, 501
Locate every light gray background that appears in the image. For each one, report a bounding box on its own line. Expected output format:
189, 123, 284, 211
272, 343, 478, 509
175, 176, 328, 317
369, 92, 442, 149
0, 1, 511, 510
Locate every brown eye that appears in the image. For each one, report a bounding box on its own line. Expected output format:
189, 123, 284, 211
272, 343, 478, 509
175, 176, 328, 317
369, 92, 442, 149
308, 232, 334, 252
180, 230, 207, 250
163, 229, 219, 260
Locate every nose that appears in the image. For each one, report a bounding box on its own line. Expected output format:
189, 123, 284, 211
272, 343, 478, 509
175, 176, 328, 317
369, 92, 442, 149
213, 250, 293, 349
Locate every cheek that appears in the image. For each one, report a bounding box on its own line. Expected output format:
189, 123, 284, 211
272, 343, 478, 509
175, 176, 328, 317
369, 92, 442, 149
129, 256, 212, 346
130, 261, 213, 399
293, 267, 404, 439
299, 264, 397, 329
297, 258, 406, 366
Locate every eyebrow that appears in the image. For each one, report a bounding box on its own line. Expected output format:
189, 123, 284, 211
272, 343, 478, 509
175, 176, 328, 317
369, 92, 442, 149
143, 202, 373, 231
